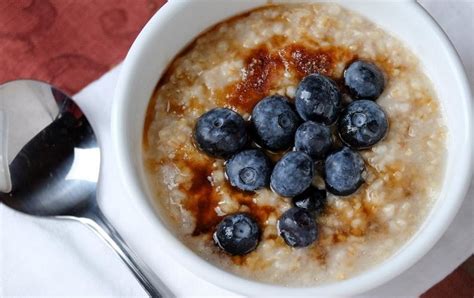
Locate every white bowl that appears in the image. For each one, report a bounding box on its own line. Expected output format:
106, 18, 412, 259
112, 0, 473, 295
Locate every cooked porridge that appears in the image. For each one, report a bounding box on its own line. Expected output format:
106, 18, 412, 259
143, 3, 446, 286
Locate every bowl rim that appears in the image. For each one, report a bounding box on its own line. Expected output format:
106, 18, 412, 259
112, 0, 473, 295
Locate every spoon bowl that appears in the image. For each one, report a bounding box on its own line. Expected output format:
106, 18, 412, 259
2, 86, 99, 216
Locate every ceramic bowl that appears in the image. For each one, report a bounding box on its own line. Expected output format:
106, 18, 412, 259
112, 1, 473, 295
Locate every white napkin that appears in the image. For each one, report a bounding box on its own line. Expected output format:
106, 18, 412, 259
1, 0, 473, 296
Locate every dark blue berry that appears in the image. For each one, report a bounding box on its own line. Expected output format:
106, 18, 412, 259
344, 60, 385, 100
295, 74, 341, 125
270, 151, 314, 197
278, 207, 318, 247
225, 149, 272, 192
295, 121, 333, 161
292, 186, 327, 213
213, 213, 260, 255
338, 100, 388, 149
251, 95, 301, 151
325, 147, 365, 196
194, 108, 247, 158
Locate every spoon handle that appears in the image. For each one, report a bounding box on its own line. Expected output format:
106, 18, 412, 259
0, 109, 12, 193
77, 207, 170, 298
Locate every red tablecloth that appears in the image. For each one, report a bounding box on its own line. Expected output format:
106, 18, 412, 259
0, 0, 165, 94
0, 0, 472, 296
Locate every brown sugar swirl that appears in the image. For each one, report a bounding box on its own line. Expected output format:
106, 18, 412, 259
224, 43, 354, 113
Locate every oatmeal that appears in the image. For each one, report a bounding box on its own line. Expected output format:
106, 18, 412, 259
143, 3, 446, 286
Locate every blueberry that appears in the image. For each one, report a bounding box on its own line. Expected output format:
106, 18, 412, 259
344, 60, 385, 100
295, 121, 333, 161
213, 213, 260, 255
338, 100, 388, 149
225, 149, 272, 191
292, 186, 327, 213
277, 207, 318, 247
295, 74, 341, 125
324, 147, 365, 196
194, 108, 248, 158
251, 95, 301, 151
270, 151, 314, 197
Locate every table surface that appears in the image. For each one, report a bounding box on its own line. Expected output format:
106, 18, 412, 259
0, 0, 473, 296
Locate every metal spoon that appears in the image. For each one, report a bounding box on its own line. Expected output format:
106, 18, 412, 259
0, 80, 168, 297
